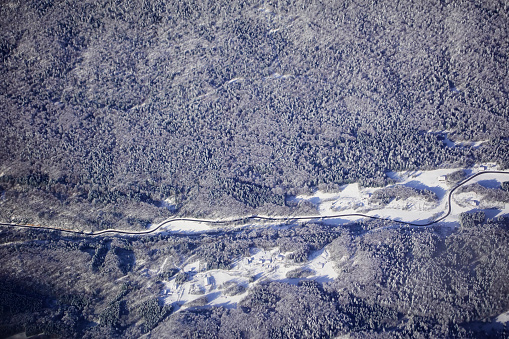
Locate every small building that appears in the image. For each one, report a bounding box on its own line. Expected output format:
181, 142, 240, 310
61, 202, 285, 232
438, 175, 447, 182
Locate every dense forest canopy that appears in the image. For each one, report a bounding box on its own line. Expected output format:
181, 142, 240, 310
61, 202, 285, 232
1, 0, 509, 229
1, 1, 509, 338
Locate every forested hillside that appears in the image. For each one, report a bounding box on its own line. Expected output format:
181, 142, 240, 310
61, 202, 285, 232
1, 0, 509, 229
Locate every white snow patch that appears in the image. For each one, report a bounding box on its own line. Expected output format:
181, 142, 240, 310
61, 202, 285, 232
496, 310, 509, 324
291, 183, 366, 216
158, 257, 168, 274
268, 28, 281, 34
228, 77, 243, 83
159, 220, 212, 233
157, 197, 177, 211
289, 166, 509, 226
258, 6, 273, 13
447, 138, 488, 149
160, 246, 339, 310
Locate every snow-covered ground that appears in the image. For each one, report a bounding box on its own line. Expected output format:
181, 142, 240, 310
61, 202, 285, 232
160, 246, 338, 311
289, 163, 508, 225
157, 197, 177, 211
496, 310, 509, 324
156, 219, 212, 233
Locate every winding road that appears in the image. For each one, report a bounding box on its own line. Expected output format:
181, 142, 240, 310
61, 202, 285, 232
1, 170, 508, 237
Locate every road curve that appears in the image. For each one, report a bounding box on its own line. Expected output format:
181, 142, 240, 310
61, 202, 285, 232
1, 170, 508, 237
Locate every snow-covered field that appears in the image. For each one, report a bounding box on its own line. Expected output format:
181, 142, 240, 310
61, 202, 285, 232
156, 219, 212, 233
289, 163, 509, 225
160, 246, 339, 311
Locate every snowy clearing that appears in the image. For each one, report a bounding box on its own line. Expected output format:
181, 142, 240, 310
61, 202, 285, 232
160, 246, 339, 311
156, 219, 213, 233
289, 164, 508, 226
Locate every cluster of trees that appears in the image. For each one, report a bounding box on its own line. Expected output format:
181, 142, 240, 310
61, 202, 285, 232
285, 267, 314, 279
370, 185, 438, 206
456, 182, 509, 205
78, 240, 135, 275
459, 211, 486, 228
446, 169, 467, 185
209, 178, 286, 208
1, 0, 509, 228
98, 301, 123, 328
173, 272, 188, 285
503, 181, 509, 192
137, 298, 173, 333
220, 282, 246, 297
157, 268, 179, 281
